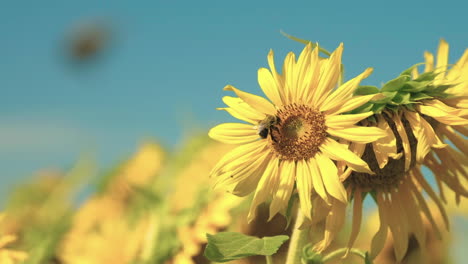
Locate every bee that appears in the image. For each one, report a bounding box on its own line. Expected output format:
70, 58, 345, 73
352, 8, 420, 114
256, 115, 280, 141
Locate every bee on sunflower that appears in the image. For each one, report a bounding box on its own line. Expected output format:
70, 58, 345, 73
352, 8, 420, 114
208, 41, 387, 256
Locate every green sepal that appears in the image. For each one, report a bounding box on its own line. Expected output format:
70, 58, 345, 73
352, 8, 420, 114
392, 92, 411, 104
204, 232, 289, 262
355, 85, 380, 95
399, 62, 424, 77
381, 75, 410, 92
410, 92, 432, 101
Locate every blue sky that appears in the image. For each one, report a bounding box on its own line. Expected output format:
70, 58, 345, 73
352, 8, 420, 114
0, 0, 467, 196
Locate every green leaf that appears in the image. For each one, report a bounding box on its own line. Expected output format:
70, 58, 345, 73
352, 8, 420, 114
354, 85, 380, 95
204, 232, 289, 262
381, 76, 409, 92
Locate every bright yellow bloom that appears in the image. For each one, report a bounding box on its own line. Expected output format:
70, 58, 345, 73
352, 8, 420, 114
209, 43, 386, 230
0, 214, 28, 264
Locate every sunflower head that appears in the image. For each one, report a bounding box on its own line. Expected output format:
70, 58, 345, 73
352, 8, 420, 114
209, 42, 387, 233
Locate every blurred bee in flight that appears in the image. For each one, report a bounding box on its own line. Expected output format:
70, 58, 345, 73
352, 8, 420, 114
65, 20, 112, 63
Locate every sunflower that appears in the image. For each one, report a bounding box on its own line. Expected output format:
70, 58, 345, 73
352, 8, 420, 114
333, 40, 468, 262
0, 214, 28, 264
168, 139, 242, 264
209, 42, 386, 230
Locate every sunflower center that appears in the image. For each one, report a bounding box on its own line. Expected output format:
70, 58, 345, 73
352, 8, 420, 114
269, 104, 327, 160
345, 113, 418, 191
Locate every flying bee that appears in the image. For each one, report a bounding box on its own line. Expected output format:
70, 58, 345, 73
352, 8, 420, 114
256, 115, 280, 140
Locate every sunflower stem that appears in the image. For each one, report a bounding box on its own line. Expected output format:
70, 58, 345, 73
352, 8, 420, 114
265, 255, 274, 264
285, 210, 308, 264
321, 247, 366, 263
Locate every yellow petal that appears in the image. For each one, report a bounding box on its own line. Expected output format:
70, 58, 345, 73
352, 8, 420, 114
386, 190, 409, 262
258, 67, 283, 106
419, 100, 468, 126
307, 157, 329, 204
224, 151, 272, 196
222, 96, 265, 122
327, 126, 387, 144
248, 157, 280, 222
346, 191, 363, 251
320, 138, 373, 174
296, 159, 313, 220
312, 43, 343, 108
209, 123, 259, 144
316, 153, 347, 203
282, 52, 296, 104
435, 38, 449, 79
303, 46, 321, 104
211, 140, 267, 176
321, 67, 373, 112
405, 111, 447, 162
267, 49, 286, 103
370, 193, 389, 259
325, 93, 380, 115
313, 198, 346, 252
372, 115, 402, 168
393, 114, 412, 171
224, 85, 276, 115
269, 160, 296, 219
295, 43, 313, 102
424, 51, 434, 72
326, 112, 373, 128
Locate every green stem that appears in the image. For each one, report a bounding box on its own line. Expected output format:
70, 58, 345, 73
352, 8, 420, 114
285, 210, 309, 264
266, 255, 274, 264
322, 248, 366, 263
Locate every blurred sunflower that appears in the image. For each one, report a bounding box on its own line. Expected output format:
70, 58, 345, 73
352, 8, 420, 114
58, 142, 164, 264
0, 214, 28, 264
333, 39, 468, 262
209, 43, 386, 229
167, 139, 242, 264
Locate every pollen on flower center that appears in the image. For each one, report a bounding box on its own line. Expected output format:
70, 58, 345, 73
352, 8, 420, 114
269, 104, 327, 160
346, 113, 418, 191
